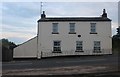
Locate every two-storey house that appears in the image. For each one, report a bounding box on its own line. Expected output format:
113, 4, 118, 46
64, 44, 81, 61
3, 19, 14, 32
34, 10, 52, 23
14, 9, 112, 59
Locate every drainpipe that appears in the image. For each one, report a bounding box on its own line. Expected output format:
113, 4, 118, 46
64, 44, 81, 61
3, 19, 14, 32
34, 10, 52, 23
37, 21, 41, 59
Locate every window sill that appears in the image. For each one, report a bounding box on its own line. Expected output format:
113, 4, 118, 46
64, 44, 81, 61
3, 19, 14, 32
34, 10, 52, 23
69, 32, 76, 34
93, 51, 101, 53
52, 51, 62, 53
75, 50, 84, 52
90, 32, 97, 34
52, 32, 59, 34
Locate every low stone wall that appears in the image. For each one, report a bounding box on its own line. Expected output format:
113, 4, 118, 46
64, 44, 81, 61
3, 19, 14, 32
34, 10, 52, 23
41, 49, 112, 58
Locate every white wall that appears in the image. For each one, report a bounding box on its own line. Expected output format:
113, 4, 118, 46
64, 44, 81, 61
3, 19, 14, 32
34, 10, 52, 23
13, 36, 37, 58
38, 21, 112, 57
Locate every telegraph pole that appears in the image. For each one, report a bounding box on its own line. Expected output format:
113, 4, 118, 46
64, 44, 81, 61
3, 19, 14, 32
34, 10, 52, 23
40, 2, 43, 14
37, 2, 43, 59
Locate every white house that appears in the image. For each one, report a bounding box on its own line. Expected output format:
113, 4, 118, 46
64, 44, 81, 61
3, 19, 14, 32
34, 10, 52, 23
14, 9, 112, 59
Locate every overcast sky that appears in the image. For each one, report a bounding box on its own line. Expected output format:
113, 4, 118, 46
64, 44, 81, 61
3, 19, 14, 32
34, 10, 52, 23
1, 2, 118, 44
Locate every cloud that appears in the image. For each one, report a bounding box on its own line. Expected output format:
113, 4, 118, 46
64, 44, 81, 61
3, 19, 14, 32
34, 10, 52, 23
2, 2, 40, 18
2, 31, 36, 39
1, 2, 39, 44
1, 23, 37, 44
112, 22, 118, 29
44, 2, 117, 19
7, 37, 27, 44
2, 24, 37, 34
2, 31, 37, 44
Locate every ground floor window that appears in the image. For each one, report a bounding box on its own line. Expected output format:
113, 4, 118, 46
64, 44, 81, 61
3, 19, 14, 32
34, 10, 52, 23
53, 41, 61, 53
76, 41, 83, 52
52, 40, 101, 53
93, 41, 101, 53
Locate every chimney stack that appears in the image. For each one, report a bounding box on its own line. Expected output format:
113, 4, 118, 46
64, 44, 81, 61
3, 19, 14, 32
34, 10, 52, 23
102, 9, 107, 18
41, 11, 46, 19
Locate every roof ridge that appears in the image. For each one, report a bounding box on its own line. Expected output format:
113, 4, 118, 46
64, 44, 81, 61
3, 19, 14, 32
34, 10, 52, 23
38, 17, 111, 22
46, 17, 102, 18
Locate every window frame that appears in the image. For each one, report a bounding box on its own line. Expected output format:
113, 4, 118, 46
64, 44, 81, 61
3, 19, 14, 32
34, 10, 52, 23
75, 41, 83, 52
52, 23, 59, 34
53, 41, 61, 53
93, 41, 101, 53
69, 23, 76, 34
90, 23, 97, 34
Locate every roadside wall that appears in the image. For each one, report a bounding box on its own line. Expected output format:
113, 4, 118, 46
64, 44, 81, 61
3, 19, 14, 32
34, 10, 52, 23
13, 36, 37, 58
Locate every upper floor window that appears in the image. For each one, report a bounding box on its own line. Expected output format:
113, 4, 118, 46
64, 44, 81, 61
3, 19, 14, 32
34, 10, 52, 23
52, 23, 59, 34
76, 41, 83, 52
93, 41, 101, 53
69, 23, 76, 34
90, 23, 97, 34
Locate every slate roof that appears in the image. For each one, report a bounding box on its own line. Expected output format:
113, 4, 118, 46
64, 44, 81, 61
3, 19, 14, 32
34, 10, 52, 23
38, 17, 111, 22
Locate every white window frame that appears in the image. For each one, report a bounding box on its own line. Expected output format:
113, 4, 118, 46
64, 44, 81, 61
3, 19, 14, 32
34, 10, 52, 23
69, 23, 75, 33
52, 23, 58, 33
93, 41, 101, 53
76, 41, 83, 52
53, 41, 61, 52
90, 23, 96, 33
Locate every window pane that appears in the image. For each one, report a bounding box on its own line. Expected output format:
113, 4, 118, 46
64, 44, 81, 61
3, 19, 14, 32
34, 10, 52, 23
58, 47, 61, 51
53, 47, 57, 51
91, 29, 95, 32
76, 41, 83, 51
94, 41, 101, 51
53, 41, 61, 52
54, 41, 60, 46
54, 42, 58, 46
91, 23, 96, 33
53, 23, 58, 33
70, 23, 75, 32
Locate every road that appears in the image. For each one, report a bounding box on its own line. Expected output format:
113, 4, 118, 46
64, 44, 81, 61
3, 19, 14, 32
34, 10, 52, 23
2, 54, 119, 70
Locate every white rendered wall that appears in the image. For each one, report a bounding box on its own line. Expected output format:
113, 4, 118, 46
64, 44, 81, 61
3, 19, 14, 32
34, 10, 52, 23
38, 21, 112, 57
13, 36, 37, 58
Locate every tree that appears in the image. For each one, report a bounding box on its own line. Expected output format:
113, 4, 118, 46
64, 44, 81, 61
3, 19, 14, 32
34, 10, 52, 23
112, 27, 120, 53
0, 38, 17, 61
0, 38, 17, 50
117, 26, 120, 35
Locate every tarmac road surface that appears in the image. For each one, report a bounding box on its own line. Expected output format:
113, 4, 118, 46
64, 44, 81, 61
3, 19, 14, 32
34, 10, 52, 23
2, 54, 119, 70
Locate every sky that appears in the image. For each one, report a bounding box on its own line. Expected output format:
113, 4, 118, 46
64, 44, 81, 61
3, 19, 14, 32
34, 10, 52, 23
1, 2, 119, 44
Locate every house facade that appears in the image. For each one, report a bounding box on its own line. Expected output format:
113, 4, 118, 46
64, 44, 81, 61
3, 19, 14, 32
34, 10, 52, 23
14, 9, 112, 59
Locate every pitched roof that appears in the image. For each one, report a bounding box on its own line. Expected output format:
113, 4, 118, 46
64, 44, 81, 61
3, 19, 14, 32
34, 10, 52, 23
38, 17, 111, 22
